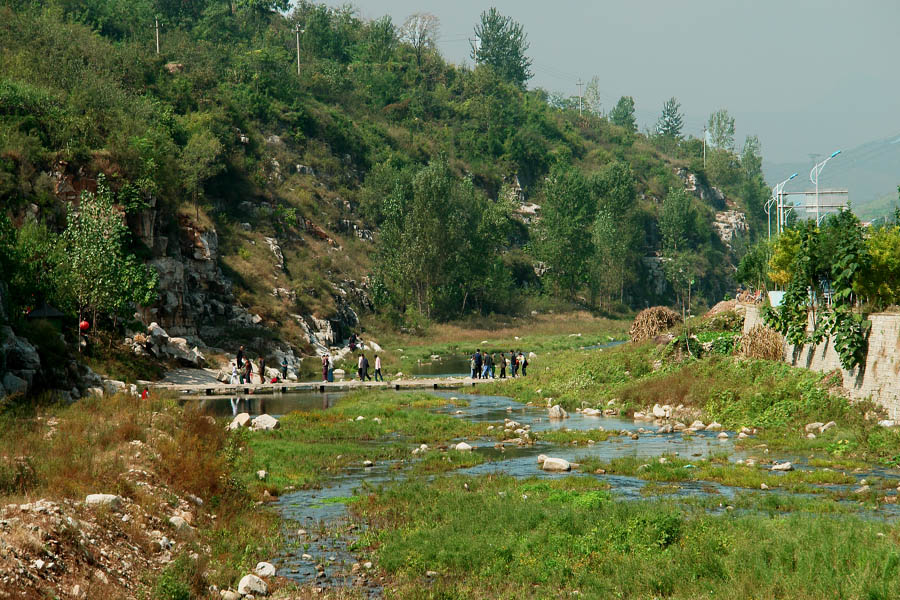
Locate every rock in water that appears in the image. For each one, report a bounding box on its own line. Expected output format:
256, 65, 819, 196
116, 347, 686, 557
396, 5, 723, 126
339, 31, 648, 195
453, 442, 472, 451
250, 414, 279, 431
237, 574, 267, 596
228, 413, 251, 430
254, 562, 276, 577
548, 405, 568, 419
541, 457, 571, 472
770, 462, 794, 472
537, 454, 548, 464
652, 403, 666, 418
705, 421, 723, 431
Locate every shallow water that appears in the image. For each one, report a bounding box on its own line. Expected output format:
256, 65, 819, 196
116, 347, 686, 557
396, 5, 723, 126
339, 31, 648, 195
190, 391, 348, 417
271, 388, 900, 589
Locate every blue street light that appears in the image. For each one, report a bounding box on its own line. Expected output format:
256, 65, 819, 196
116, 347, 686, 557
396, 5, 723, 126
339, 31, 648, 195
810, 150, 842, 224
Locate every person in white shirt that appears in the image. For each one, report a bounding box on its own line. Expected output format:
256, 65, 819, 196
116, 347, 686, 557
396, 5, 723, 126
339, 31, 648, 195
358, 354, 364, 381
374, 355, 383, 381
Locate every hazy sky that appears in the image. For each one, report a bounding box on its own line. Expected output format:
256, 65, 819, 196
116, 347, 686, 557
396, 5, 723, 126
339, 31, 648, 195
345, 1, 900, 164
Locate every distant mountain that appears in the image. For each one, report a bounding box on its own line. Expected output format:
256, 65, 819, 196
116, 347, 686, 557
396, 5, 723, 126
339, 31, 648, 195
763, 135, 900, 221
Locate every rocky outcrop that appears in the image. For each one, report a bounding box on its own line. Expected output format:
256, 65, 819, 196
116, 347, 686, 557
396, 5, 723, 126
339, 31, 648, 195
713, 210, 749, 249
137, 323, 205, 367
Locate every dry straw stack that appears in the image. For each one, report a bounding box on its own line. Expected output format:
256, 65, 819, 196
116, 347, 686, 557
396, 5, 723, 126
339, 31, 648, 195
739, 324, 784, 360
629, 306, 682, 343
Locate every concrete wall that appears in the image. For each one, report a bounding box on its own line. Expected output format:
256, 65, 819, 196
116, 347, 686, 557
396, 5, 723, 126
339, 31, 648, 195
743, 304, 900, 418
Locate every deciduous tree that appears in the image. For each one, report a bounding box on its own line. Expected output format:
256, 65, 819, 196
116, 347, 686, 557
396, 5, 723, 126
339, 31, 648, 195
472, 8, 532, 89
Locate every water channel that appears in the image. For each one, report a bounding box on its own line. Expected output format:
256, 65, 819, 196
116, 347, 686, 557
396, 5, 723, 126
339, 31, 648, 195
193, 386, 900, 594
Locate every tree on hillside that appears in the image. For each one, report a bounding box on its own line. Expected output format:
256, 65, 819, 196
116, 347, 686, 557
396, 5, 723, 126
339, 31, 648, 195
400, 12, 439, 70
656, 97, 683, 138
740, 135, 763, 178
707, 108, 735, 151
583, 76, 603, 116
535, 161, 596, 297
659, 187, 697, 252
592, 160, 636, 216
56, 177, 157, 343
182, 130, 225, 220
472, 7, 533, 89
609, 96, 636, 132
589, 209, 640, 306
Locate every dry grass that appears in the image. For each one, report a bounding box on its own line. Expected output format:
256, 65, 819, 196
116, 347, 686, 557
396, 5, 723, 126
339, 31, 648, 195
629, 306, 682, 342
739, 324, 784, 361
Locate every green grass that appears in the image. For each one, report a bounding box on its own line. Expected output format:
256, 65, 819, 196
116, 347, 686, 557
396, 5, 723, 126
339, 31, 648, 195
243, 391, 491, 491
535, 428, 620, 444
576, 454, 856, 492
409, 450, 486, 475
352, 474, 900, 599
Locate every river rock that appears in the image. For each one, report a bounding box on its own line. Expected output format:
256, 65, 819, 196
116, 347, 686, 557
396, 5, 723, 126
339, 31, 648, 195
820, 421, 836, 433
657, 424, 673, 434
541, 457, 571, 472
652, 404, 666, 418
251, 414, 279, 431
548, 405, 568, 419
228, 413, 251, 430
537, 454, 548, 464
453, 442, 472, 452
705, 422, 723, 431
805, 422, 824, 433
689, 420, 705, 430
582, 408, 601, 416
771, 462, 794, 472
806, 433, 816, 439
738, 432, 749, 439
85, 494, 122, 509
717, 432, 729, 439
237, 574, 267, 596
854, 485, 871, 495
220, 591, 241, 600
254, 561, 276, 577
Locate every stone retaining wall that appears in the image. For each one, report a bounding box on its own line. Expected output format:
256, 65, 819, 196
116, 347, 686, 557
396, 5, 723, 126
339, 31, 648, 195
742, 304, 900, 418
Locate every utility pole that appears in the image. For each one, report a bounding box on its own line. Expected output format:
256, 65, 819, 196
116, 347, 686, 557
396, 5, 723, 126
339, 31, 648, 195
469, 35, 480, 63
702, 126, 707, 168
576, 79, 584, 116
155, 17, 160, 55
295, 27, 304, 76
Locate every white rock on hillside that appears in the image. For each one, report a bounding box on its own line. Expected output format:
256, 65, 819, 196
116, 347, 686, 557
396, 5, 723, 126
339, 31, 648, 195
254, 561, 276, 577
85, 494, 122, 509
541, 457, 571, 472
237, 574, 267, 596
228, 413, 251, 430
251, 414, 279, 431
548, 405, 568, 419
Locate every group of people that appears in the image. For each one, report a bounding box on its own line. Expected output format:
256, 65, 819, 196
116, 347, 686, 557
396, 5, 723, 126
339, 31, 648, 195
230, 345, 289, 385
356, 353, 382, 381
470, 349, 528, 379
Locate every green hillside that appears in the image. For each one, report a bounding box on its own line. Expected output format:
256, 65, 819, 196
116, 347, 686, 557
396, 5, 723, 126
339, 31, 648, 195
0, 1, 770, 352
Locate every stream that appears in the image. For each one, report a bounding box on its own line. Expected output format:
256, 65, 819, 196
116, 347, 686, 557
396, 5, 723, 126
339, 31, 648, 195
198, 388, 900, 594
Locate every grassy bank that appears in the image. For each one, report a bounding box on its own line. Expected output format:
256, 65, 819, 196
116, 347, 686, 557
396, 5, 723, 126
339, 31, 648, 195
358, 311, 630, 375
352, 474, 900, 599
242, 391, 493, 493
483, 338, 900, 465
0, 393, 279, 599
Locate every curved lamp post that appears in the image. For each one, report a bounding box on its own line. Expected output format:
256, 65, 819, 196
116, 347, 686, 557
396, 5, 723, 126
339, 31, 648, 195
809, 150, 841, 225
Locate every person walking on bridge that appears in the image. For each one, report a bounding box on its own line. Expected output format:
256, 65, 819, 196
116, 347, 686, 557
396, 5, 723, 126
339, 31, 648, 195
499, 353, 507, 379
374, 354, 383, 381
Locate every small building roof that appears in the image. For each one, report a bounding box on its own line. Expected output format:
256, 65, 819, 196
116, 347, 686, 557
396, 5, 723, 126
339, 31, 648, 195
27, 303, 65, 319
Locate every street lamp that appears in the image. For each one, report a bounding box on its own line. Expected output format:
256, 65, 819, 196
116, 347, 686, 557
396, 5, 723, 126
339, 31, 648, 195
768, 172, 797, 237
295, 27, 305, 76
809, 150, 841, 225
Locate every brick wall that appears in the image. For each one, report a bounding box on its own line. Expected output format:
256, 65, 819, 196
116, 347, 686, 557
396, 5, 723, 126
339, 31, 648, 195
743, 304, 900, 417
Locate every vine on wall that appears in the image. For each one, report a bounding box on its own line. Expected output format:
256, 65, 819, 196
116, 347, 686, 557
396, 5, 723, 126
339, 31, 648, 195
763, 211, 870, 370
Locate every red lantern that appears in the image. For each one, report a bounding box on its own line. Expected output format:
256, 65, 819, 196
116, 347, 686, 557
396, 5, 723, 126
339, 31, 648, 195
79, 320, 90, 332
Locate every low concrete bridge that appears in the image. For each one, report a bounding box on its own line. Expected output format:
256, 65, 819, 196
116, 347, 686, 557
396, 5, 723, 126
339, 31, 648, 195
151, 376, 508, 397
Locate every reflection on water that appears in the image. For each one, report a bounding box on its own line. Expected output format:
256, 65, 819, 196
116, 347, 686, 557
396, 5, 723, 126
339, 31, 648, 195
192, 391, 347, 417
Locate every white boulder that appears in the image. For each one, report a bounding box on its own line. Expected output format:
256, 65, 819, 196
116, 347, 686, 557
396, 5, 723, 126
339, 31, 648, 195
453, 442, 473, 452
228, 413, 251, 430
805, 422, 824, 433
85, 494, 122, 509
771, 462, 794, 472
250, 414, 279, 431
254, 561, 276, 577
541, 457, 572, 472
237, 574, 267, 596
548, 405, 568, 419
